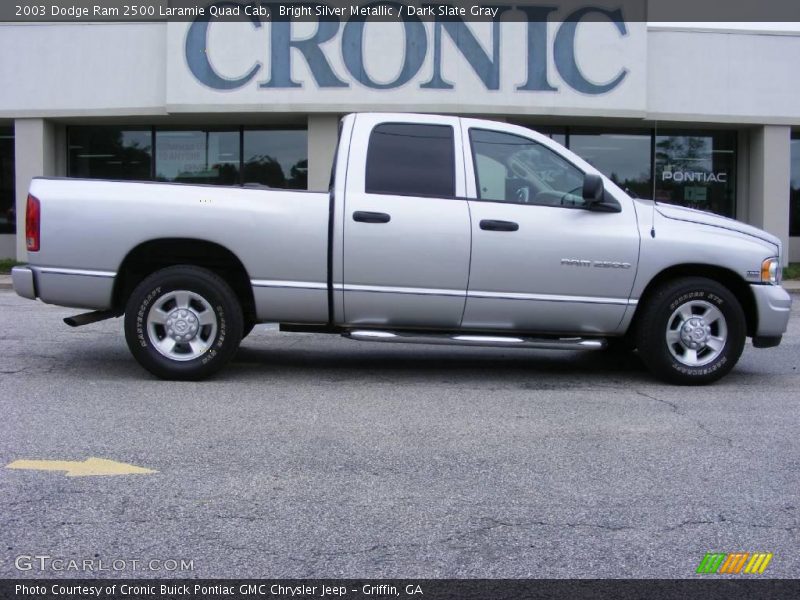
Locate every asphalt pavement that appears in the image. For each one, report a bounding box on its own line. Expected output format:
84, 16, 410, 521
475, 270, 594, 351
0, 290, 798, 578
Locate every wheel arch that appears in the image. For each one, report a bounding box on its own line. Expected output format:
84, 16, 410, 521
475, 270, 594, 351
631, 264, 757, 337
113, 238, 256, 322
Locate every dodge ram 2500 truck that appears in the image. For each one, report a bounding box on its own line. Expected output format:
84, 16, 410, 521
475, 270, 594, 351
12, 113, 792, 384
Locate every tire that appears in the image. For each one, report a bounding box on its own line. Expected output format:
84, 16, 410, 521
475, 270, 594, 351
605, 334, 635, 354
635, 277, 746, 385
124, 265, 243, 380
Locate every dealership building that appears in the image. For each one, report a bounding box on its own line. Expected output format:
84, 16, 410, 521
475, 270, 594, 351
1, 8, 799, 263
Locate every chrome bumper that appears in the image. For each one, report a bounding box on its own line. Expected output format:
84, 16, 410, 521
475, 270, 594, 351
11, 266, 36, 299
750, 284, 792, 338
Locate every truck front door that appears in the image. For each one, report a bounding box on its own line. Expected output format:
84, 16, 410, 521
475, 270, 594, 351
341, 114, 471, 328
460, 122, 640, 334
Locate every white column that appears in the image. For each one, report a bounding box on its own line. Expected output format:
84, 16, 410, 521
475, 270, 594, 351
307, 114, 340, 192
747, 125, 791, 265
14, 119, 58, 261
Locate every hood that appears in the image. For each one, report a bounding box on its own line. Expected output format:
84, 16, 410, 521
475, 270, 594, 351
651, 202, 781, 249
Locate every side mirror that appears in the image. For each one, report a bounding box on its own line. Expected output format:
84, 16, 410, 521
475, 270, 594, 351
582, 173, 604, 205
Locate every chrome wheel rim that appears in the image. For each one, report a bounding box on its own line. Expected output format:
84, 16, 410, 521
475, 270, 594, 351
666, 299, 727, 367
146, 290, 217, 361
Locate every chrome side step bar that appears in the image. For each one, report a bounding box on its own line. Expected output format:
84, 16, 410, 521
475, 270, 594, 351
343, 330, 606, 351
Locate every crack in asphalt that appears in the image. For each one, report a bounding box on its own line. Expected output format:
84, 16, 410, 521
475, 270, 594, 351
661, 513, 799, 534
636, 390, 734, 447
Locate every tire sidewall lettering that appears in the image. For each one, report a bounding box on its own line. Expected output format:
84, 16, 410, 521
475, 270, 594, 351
136, 286, 161, 348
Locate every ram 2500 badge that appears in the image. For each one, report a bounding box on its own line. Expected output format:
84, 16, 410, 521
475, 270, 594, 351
12, 113, 792, 384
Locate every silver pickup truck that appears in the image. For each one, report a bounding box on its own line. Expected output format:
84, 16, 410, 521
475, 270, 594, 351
12, 113, 791, 384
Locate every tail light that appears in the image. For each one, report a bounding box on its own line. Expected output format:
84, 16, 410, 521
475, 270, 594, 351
26, 194, 40, 252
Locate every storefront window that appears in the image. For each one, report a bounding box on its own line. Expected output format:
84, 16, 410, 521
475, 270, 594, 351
655, 131, 736, 217
569, 130, 652, 198
243, 129, 308, 189
0, 127, 14, 234
531, 126, 567, 148
68, 127, 151, 181
68, 126, 309, 190
155, 130, 239, 185
791, 134, 800, 237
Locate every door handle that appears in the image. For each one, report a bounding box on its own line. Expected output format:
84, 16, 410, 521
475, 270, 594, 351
353, 211, 391, 224
480, 219, 519, 232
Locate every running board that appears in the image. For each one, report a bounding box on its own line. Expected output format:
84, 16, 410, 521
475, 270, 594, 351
64, 310, 120, 327
343, 330, 606, 351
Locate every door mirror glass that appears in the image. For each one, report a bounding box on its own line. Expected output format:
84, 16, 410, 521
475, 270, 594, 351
582, 173, 604, 204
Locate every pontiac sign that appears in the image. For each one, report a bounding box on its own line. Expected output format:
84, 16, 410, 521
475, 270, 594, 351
165, 2, 646, 115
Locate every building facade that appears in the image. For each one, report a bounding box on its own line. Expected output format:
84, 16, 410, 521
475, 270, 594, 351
1, 12, 799, 263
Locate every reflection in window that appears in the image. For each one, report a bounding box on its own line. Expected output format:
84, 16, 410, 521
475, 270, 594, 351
243, 130, 308, 189
0, 127, 14, 234
655, 132, 736, 217
791, 135, 800, 237
68, 127, 151, 181
155, 130, 239, 185
470, 129, 584, 207
569, 131, 652, 199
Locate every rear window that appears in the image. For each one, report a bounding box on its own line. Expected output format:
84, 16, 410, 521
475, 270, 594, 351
365, 123, 455, 198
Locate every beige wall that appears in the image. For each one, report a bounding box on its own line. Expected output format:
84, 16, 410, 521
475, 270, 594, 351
307, 115, 340, 192
747, 126, 792, 265
14, 119, 62, 260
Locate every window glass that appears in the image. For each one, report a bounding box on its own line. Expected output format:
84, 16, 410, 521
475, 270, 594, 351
365, 123, 455, 197
155, 130, 239, 185
470, 129, 584, 207
570, 130, 652, 198
68, 127, 151, 181
655, 131, 736, 217
243, 130, 308, 189
0, 127, 14, 234
791, 135, 800, 237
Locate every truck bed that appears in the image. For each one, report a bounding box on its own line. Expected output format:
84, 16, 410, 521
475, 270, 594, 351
24, 177, 331, 322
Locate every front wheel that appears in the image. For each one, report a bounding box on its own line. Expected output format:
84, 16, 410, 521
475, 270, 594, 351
635, 277, 746, 385
124, 266, 243, 380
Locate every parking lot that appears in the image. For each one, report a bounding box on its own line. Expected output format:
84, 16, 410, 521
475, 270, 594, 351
1, 289, 798, 578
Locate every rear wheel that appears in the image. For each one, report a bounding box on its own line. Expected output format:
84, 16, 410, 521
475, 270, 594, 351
635, 277, 746, 385
124, 265, 243, 380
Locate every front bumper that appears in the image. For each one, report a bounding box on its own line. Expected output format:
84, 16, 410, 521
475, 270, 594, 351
750, 284, 792, 338
11, 266, 36, 300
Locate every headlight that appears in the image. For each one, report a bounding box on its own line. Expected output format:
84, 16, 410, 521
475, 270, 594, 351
761, 257, 781, 285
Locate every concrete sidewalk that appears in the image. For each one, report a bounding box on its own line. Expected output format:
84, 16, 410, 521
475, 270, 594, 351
1, 272, 799, 292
